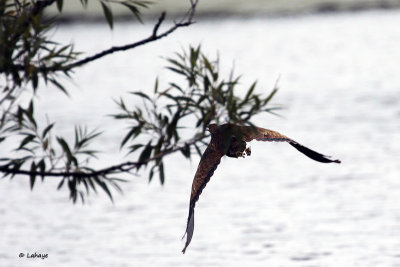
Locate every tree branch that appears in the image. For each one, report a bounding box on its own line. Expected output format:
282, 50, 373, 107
66, 1, 198, 69
0, 134, 207, 179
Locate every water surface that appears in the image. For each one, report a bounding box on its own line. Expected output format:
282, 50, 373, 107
1, 10, 400, 267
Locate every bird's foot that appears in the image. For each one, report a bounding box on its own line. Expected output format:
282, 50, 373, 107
234, 147, 251, 158
245, 147, 251, 156
235, 151, 245, 158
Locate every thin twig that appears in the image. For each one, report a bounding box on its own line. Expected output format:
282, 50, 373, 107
59, 1, 197, 69
152, 12, 166, 37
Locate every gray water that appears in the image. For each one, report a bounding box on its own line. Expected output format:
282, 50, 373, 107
1, 10, 400, 267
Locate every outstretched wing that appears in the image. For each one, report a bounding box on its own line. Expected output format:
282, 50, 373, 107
182, 140, 224, 254
240, 126, 341, 164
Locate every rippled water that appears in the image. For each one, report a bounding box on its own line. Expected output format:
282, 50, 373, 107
1, 10, 400, 267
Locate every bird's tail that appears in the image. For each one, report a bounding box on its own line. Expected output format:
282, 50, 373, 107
182, 209, 195, 254
289, 141, 341, 163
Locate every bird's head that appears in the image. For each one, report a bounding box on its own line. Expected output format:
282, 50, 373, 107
207, 123, 218, 135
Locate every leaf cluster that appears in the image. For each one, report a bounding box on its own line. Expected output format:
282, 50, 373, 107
0, 98, 115, 203
114, 45, 280, 184
0, 0, 151, 203
0, 0, 78, 93
97, 0, 151, 28
0, 1, 280, 204
54, 0, 152, 29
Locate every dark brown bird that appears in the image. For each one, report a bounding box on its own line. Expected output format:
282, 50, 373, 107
181, 123, 341, 253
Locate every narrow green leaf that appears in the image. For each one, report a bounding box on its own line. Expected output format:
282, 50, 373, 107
30, 162, 36, 190
80, 0, 88, 8
138, 141, 153, 164
190, 47, 199, 68
180, 144, 191, 159
148, 165, 156, 183
159, 162, 165, 185
37, 159, 46, 181
49, 78, 69, 96
194, 144, 203, 157
154, 78, 159, 93
94, 177, 114, 202
101, 1, 114, 29
79, 191, 85, 204
108, 178, 124, 193
68, 179, 77, 203
121, 2, 144, 23
87, 177, 97, 194
42, 123, 55, 138
131, 91, 152, 102
212, 71, 219, 82
175, 96, 195, 103
74, 127, 101, 150
56, 137, 73, 162
56, 0, 63, 12
166, 66, 186, 76
31, 72, 39, 90
128, 144, 144, 153
26, 101, 37, 129
203, 55, 214, 73
18, 134, 36, 150
245, 81, 257, 102
262, 88, 278, 105
203, 75, 210, 92
167, 109, 181, 139
121, 125, 142, 148
57, 178, 65, 190
166, 58, 185, 69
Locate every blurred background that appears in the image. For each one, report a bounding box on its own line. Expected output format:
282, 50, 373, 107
1, 0, 400, 266
45, 0, 400, 18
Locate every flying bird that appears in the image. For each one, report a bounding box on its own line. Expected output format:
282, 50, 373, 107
181, 123, 341, 253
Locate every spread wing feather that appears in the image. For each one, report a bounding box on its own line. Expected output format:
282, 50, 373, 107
182, 124, 340, 254
240, 126, 341, 164
182, 140, 224, 253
